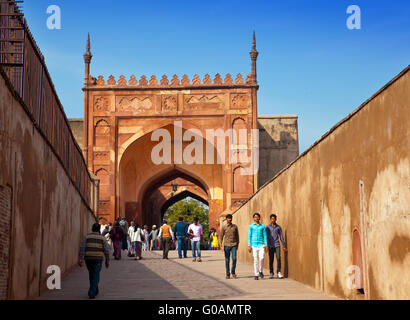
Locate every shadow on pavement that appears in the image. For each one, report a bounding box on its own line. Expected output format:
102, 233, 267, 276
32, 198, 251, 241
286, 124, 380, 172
38, 251, 243, 300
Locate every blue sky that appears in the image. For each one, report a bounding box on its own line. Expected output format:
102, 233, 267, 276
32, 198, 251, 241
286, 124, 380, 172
23, 0, 410, 152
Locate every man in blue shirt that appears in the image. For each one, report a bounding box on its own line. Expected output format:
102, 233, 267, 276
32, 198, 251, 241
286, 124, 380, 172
248, 213, 268, 280
266, 214, 287, 279
173, 217, 188, 258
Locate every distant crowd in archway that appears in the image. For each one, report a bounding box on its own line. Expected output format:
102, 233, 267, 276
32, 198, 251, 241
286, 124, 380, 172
98, 216, 219, 261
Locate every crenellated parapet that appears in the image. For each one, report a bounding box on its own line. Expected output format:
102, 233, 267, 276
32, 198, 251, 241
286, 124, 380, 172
84, 32, 259, 89
90, 73, 254, 88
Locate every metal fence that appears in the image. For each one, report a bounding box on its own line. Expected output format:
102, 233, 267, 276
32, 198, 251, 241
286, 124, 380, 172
0, 0, 92, 206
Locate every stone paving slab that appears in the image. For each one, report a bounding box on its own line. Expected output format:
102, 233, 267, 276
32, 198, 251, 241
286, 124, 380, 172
38, 250, 341, 300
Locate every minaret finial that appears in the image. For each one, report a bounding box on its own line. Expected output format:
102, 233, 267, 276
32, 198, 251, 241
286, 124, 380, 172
249, 31, 259, 84
83, 33, 93, 85
86, 33, 91, 53
252, 30, 256, 50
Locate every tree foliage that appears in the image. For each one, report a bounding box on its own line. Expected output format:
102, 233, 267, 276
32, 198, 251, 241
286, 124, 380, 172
164, 198, 209, 241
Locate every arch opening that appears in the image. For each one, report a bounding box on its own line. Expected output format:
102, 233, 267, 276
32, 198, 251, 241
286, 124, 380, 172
139, 168, 210, 227
118, 121, 224, 229
162, 195, 210, 244
160, 190, 209, 218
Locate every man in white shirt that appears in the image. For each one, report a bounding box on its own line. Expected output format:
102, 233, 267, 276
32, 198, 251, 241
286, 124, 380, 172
188, 217, 203, 262
127, 221, 135, 257
129, 222, 143, 260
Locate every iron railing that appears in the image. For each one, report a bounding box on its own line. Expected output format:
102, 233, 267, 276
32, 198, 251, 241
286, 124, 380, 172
0, 0, 93, 207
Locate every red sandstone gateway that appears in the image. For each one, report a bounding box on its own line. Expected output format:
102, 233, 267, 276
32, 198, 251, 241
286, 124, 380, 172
82, 34, 261, 229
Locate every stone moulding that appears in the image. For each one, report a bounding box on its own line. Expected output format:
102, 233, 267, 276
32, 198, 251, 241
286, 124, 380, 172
89, 73, 257, 88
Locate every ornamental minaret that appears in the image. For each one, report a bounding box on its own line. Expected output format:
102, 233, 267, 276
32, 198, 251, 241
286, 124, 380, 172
83, 33, 93, 86
249, 31, 259, 84
83, 33, 93, 165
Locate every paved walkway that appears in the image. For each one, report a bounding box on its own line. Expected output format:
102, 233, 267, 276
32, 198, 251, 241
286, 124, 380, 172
39, 250, 341, 300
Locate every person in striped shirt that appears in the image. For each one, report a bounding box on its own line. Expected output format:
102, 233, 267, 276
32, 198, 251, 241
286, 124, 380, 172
78, 223, 110, 299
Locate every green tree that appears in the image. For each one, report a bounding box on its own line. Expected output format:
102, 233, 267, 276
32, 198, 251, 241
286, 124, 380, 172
164, 198, 209, 242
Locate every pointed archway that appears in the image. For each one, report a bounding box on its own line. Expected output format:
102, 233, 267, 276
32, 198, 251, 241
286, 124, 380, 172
138, 167, 210, 226
118, 122, 224, 228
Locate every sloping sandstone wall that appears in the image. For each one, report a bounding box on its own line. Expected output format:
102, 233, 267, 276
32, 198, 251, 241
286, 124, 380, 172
231, 66, 410, 300
0, 69, 96, 299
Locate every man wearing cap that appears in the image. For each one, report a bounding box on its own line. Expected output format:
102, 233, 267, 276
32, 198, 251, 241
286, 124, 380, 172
150, 224, 159, 250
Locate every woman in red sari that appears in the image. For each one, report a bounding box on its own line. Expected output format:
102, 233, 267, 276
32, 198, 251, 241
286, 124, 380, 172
110, 222, 124, 260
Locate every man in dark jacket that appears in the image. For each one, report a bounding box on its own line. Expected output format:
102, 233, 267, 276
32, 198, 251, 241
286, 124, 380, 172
219, 214, 240, 279
266, 214, 287, 279
173, 217, 188, 258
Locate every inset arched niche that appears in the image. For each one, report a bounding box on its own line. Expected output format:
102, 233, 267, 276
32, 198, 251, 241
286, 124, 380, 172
232, 117, 247, 143
352, 229, 364, 293
95, 168, 109, 185
232, 166, 248, 194
94, 119, 110, 146
231, 117, 250, 165
95, 168, 110, 201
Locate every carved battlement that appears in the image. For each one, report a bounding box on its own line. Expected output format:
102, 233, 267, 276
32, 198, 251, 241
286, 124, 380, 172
83, 33, 259, 89
88, 73, 255, 88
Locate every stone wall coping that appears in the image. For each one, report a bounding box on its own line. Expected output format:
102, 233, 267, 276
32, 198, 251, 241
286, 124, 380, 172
258, 115, 298, 119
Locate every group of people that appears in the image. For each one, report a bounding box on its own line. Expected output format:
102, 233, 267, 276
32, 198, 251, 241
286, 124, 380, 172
162, 216, 204, 261
100, 218, 162, 261
247, 213, 287, 280
208, 212, 287, 280
78, 212, 287, 298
